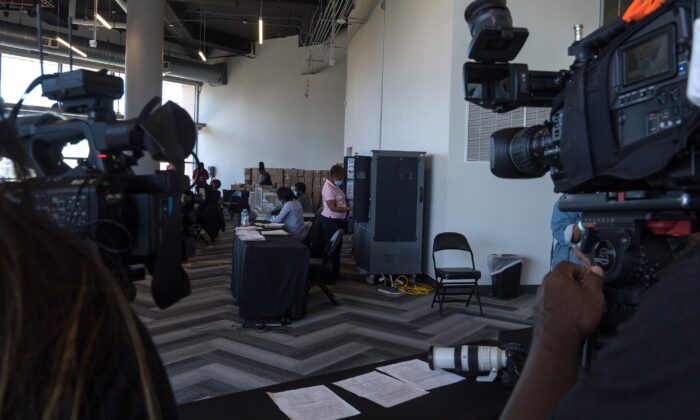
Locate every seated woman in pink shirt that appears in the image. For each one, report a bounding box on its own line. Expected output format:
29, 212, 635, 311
320, 164, 352, 282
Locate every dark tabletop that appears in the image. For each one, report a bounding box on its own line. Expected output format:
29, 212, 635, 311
178, 352, 513, 420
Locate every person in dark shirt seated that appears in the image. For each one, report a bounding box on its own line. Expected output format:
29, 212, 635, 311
258, 161, 272, 186
293, 182, 314, 213
0, 122, 177, 419
270, 187, 309, 241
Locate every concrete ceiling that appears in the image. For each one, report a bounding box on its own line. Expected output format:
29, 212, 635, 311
3, 0, 346, 58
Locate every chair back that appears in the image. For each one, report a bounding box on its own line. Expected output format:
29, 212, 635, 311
433, 232, 475, 269
433, 232, 472, 253
229, 191, 250, 213
222, 189, 234, 203
325, 230, 343, 261
312, 229, 343, 272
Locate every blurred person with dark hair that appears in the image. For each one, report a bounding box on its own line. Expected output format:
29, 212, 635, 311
293, 182, 313, 213
203, 178, 223, 207
319, 164, 351, 282
198, 178, 225, 238
270, 187, 309, 241
0, 120, 178, 419
258, 161, 272, 186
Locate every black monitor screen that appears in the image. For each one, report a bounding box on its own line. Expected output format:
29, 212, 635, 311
623, 31, 672, 86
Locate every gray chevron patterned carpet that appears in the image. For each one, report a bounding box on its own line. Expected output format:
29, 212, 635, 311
133, 222, 535, 404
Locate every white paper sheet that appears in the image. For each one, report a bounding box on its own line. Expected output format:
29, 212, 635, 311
333, 371, 428, 408
267, 385, 359, 420
235, 226, 257, 231
236, 231, 266, 241
376, 359, 465, 390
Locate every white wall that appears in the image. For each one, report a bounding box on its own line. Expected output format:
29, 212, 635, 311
446, 0, 600, 285
344, 0, 455, 275
344, 1, 384, 154
345, 0, 600, 284
198, 36, 346, 185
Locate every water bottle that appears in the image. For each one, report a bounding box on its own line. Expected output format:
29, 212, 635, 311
241, 209, 249, 226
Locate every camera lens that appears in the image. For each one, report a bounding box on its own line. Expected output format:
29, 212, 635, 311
490, 125, 551, 179
429, 345, 507, 372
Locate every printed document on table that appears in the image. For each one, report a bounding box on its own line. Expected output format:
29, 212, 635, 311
376, 359, 465, 390
333, 371, 428, 408
267, 385, 359, 420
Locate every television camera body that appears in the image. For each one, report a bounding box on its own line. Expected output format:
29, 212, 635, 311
5, 69, 197, 309
464, 0, 700, 335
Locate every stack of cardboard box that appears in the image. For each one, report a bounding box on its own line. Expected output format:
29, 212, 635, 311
230, 184, 255, 192
244, 168, 253, 185
243, 167, 337, 210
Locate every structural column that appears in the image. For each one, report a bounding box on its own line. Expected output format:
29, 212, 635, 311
125, 0, 165, 173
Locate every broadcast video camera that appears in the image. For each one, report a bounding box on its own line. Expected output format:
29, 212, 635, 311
2, 69, 197, 309
464, 0, 700, 335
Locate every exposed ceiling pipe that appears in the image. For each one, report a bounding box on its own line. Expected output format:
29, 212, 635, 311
302, 0, 354, 75
73, 19, 127, 29
0, 21, 226, 84
346, 0, 380, 42
68, 0, 76, 20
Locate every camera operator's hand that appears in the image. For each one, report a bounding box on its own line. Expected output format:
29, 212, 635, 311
501, 263, 604, 420
572, 247, 590, 267
533, 262, 604, 345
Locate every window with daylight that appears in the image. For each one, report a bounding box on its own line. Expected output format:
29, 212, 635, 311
163, 81, 196, 118
1, 55, 58, 107
159, 155, 198, 179
0, 54, 198, 121
0, 54, 200, 174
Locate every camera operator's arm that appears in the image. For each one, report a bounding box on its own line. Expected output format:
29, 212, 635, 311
500, 263, 604, 420
551, 205, 582, 246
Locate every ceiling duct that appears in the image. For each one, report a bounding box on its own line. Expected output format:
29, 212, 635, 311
302, 0, 354, 75
0, 21, 226, 84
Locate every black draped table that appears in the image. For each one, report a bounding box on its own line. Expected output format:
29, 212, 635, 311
231, 234, 310, 321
